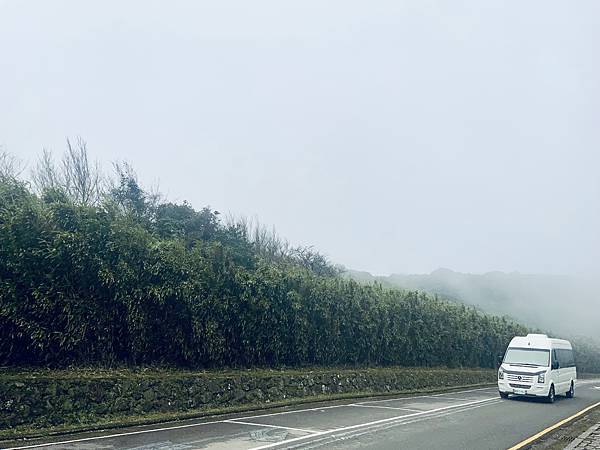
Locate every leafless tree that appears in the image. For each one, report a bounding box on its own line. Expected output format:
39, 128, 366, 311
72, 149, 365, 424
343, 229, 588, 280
31, 148, 60, 192
62, 138, 103, 205
0, 150, 24, 181
31, 138, 104, 205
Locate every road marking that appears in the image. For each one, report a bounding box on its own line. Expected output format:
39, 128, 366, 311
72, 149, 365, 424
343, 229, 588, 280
219, 404, 351, 421
305, 400, 503, 447
353, 386, 496, 405
423, 395, 483, 401
223, 420, 316, 434
507, 401, 600, 450
2, 418, 228, 450
350, 404, 423, 412
248, 396, 498, 450
2, 406, 351, 449
577, 379, 600, 386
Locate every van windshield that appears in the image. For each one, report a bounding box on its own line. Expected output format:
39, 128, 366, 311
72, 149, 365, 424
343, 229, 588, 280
503, 348, 550, 367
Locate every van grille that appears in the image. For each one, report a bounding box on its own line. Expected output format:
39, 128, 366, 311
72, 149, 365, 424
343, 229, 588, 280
509, 383, 532, 389
507, 374, 534, 384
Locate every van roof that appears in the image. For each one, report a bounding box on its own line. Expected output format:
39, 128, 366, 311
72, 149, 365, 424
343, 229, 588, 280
508, 334, 572, 350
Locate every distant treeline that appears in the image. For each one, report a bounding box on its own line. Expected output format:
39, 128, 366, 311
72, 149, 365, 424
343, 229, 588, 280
1, 144, 599, 371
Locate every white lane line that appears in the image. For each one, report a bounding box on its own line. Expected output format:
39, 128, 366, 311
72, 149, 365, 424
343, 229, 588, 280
248, 396, 498, 450
350, 404, 423, 412
354, 386, 496, 405
423, 395, 484, 401
321, 400, 504, 446
578, 379, 600, 386
3, 405, 350, 449
220, 404, 349, 421
223, 420, 316, 434
301, 400, 504, 448
2, 418, 227, 450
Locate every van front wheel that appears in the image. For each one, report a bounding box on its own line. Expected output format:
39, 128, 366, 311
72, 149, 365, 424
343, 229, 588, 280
546, 385, 555, 403
566, 382, 574, 398
499, 392, 509, 399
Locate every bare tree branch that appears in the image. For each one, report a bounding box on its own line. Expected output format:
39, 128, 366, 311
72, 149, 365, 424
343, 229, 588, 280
31, 148, 60, 193
0, 150, 24, 181
61, 137, 103, 205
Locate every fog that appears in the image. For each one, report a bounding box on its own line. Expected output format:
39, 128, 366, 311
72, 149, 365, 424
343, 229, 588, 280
1, 1, 599, 283
350, 269, 600, 341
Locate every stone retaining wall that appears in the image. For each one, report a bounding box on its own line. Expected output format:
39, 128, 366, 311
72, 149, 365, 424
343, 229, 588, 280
0, 367, 495, 430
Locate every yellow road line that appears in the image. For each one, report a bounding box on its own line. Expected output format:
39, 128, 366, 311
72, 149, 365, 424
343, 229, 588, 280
508, 401, 600, 450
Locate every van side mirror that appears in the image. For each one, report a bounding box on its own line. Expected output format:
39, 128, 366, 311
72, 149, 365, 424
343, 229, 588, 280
497, 355, 504, 366
552, 361, 560, 370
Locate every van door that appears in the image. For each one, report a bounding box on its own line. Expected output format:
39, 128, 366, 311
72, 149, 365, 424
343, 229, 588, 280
562, 349, 576, 392
555, 349, 569, 393
551, 349, 562, 392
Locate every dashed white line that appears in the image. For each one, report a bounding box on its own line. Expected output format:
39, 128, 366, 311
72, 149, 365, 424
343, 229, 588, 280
2, 419, 226, 450
295, 400, 504, 448
223, 420, 317, 434
248, 397, 498, 450
350, 404, 423, 412
423, 395, 484, 401
354, 386, 496, 404
216, 404, 350, 421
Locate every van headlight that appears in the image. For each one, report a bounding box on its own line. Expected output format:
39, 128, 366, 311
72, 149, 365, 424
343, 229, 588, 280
498, 368, 504, 380
538, 373, 545, 384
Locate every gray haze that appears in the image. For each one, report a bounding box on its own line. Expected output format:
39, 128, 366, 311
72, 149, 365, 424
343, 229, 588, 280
1, 0, 599, 276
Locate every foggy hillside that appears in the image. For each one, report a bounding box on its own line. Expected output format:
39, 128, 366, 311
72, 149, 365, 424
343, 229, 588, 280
345, 268, 600, 341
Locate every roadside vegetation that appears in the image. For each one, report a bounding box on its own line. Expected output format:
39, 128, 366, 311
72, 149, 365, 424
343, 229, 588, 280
1, 142, 599, 372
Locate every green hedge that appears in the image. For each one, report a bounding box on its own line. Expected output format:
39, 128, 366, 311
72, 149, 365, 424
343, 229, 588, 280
0, 179, 534, 369
2, 176, 599, 372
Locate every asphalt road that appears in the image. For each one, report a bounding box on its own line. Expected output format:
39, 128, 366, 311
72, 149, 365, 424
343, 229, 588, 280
4, 380, 600, 450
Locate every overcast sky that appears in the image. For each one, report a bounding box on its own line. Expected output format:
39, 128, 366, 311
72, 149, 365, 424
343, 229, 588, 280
1, 1, 599, 276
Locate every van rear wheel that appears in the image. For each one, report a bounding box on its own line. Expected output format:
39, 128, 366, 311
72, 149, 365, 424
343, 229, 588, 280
546, 385, 555, 403
566, 382, 574, 398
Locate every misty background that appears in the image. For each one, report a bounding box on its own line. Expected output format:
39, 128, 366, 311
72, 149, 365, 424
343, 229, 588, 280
1, 1, 599, 337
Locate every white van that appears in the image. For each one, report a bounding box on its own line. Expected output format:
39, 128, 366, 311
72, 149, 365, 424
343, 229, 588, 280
498, 334, 577, 403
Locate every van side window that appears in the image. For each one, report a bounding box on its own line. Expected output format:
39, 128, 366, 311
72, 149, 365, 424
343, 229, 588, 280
552, 350, 558, 367
555, 349, 575, 368
565, 349, 575, 367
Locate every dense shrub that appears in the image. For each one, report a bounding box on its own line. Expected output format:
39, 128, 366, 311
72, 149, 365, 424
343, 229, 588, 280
1, 173, 598, 372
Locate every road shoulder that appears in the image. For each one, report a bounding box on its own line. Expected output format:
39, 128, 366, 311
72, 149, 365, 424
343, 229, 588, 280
524, 401, 600, 449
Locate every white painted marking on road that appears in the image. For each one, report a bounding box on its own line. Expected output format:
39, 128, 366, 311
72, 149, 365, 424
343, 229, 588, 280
354, 386, 496, 404
2, 418, 227, 450
350, 404, 423, 412
219, 404, 350, 421
576, 379, 600, 386
304, 400, 504, 447
2, 405, 349, 449
247, 396, 498, 450
223, 420, 316, 434
423, 395, 483, 401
